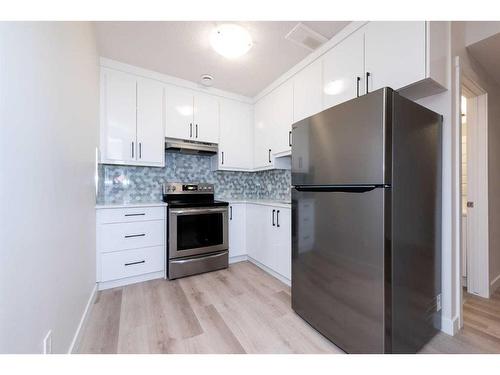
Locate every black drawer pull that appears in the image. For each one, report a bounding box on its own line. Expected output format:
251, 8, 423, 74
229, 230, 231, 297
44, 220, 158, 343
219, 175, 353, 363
124, 233, 146, 238
277, 210, 280, 227
124, 260, 145, 266
124, 213, 145, 217
272, 209, 276, 226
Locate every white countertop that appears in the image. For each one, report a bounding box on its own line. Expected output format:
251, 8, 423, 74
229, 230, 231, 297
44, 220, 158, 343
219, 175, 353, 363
95, 199, 291, 209
95, 202, 168, 209
222, 199, 291, 208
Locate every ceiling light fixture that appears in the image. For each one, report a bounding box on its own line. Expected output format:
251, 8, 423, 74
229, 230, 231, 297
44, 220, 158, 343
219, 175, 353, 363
210, 24, 253, 59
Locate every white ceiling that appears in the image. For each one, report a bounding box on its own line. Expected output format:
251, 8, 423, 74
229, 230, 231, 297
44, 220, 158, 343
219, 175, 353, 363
467, 32, 500, 87
94, 21, 350, 97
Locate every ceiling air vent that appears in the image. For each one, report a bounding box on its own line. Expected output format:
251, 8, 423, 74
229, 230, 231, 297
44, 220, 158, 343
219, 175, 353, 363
285, 22, 328, 51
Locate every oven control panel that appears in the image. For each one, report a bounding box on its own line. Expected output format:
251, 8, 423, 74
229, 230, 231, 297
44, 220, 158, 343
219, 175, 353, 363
163, 182, 214, 195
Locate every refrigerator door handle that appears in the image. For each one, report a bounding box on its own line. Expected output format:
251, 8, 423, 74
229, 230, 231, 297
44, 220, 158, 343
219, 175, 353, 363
293, 184, 387, 193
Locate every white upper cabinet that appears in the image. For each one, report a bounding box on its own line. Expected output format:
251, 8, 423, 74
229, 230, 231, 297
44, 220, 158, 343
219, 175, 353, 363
322, 29, 365, 110
293, 59, 323, 123
364, 22, 426, 93
216, 98, 253, 170
270, 80, 294, 156
193, 92, 219, 143
165, 86, 219, 143
165, 85, 194, 140
253, 80, 293, 168
101, 69, 137, 164
253, 93, 274, 169
100, 68, 165, 167
136, 78, 166, 167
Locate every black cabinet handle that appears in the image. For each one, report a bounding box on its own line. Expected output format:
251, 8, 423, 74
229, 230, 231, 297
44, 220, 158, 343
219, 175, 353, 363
124, 233, 146, 238
139, 142, 142, 159
124, 213, 145, 217
221, 151, 224, 165
272, 209, 276, 226
230, 206, 233, 220
124, 260, 145, 266
366, 72, 370, 94
268, 149, 271, 163
195, 124, 198, 138
277, 210, 280, 227
356, 76, 361, 97
131, 142, 134, 158
189, 123, 193, 138
289, 131, 292, 147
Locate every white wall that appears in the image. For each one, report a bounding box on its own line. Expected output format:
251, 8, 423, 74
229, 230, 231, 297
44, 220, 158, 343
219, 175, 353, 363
465, 21, 500, 47
0, 22, 99, 353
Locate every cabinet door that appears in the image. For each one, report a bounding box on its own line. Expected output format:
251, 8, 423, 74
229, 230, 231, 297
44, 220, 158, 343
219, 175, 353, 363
365, 21, 426, 92
136, 78, 165, 167
246, 204, 263, 261
274, 208, 291, 280
228, 204, 246, 258
293, 59, 323, 123
253, 95, 273, 169
165, 85, 194, 140
101, 69, 137, 163
270, 80, 294, 155
322, 29, 364, 109
194, 93, 219, 143
219, 99, 253, 170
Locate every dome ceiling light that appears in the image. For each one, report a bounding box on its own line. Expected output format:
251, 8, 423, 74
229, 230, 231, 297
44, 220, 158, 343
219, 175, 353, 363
210, 24, 253, 59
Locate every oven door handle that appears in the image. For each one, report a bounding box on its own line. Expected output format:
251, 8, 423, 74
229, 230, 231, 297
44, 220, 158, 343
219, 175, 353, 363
170, 207, 228, 215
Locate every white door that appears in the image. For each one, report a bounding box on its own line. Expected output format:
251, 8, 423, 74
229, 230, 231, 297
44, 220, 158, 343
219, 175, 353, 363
293, 59, 323, 122
136, 78, 165, 167
228, 203, 246, 258
219, 99, 253, 170
253, 95, 273, 169
165, 85, 194, 140
465, 93, 489, 298
101, 69, 137, 163
270, 80, 294, 155
194, 92, 219, 143
322, 29, 365, 109
364, 21, 426, 92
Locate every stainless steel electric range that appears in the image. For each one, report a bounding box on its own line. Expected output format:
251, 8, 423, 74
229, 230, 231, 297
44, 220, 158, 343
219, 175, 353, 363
162, 182, 229, 279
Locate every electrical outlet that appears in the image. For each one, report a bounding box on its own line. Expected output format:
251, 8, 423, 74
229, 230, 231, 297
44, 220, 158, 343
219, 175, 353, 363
436, 294, 442, 312
43, 330, 52, 354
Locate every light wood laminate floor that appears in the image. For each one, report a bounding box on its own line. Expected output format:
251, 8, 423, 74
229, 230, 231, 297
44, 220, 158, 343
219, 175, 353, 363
78, 261, 500, 354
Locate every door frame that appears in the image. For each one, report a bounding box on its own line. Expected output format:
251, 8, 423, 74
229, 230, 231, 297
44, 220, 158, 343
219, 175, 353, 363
457, 67, 489, 327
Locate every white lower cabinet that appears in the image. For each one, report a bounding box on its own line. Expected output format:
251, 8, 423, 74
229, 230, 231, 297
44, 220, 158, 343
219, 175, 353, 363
228, 203, 246, 258
96, 205, 166, 289
245, 203, 291, 281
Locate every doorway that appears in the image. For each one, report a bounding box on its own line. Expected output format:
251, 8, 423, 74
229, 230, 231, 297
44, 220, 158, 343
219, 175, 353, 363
460, 76, 489, 302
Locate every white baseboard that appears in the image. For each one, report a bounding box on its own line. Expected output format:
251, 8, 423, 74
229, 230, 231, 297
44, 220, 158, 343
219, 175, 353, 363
490, 274, 500, 293
98, 271, 164, 291
441, 314, 459, 336
68, 283, 98, 354
247, 256, 291, 286
229, 255, 248, 264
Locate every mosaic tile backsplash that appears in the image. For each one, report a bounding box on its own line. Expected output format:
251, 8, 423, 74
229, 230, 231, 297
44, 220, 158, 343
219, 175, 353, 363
97, 153, 291, 204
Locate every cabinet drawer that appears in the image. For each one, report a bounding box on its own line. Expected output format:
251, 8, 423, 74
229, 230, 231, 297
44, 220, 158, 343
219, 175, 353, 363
100, 220, 164, 253
97, 206, 165, 224
101, 246, 164, 282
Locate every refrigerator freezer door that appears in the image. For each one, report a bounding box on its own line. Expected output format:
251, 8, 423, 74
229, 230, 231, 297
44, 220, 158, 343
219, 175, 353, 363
292, 88, 391, 187
291, 186, 390, 353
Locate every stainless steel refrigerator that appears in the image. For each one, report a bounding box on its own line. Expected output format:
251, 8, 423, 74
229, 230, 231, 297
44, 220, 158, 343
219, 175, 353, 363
291, 87, 442, 354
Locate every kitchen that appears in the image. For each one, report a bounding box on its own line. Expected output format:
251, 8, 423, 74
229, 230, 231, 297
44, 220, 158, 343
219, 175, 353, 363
2, 4, 500, 368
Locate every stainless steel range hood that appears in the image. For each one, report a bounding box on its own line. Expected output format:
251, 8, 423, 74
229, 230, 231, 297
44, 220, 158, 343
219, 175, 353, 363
165, 138, 218, 155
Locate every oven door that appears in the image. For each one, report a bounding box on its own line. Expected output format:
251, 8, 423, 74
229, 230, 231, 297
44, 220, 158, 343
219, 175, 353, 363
169, 206, 228, 259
